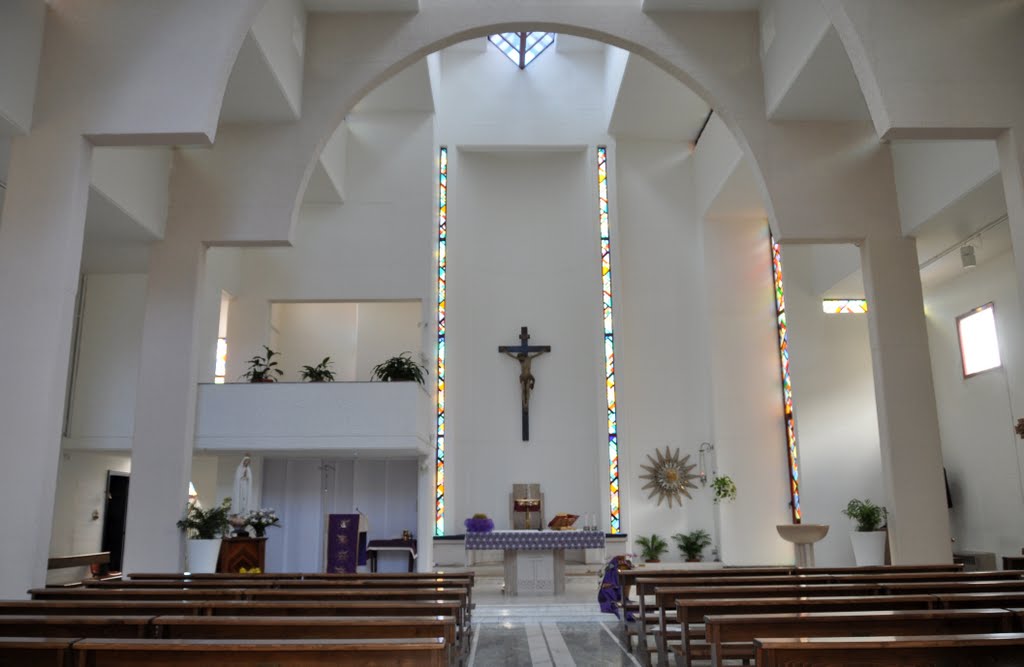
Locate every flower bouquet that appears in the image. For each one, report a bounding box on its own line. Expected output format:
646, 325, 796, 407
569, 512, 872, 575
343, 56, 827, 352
244, 508, 281, 538
464, 513, 494, 533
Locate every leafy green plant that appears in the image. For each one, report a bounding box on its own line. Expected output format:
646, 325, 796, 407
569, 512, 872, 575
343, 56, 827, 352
371, 352, 428, 385
711, 475, 737, 503
673, 529, 712, 561
176, 498, 231, 539
300, 357, 336, 382
635, 533, 669, 562
241, 346, 283, 382
842, 498, 887, 532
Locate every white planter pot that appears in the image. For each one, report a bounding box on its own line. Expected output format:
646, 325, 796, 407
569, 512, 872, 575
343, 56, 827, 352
850, 530, 887, 566
187, 538, 222, 573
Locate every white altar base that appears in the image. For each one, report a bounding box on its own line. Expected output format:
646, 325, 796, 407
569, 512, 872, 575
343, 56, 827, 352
465, 530, 606, 596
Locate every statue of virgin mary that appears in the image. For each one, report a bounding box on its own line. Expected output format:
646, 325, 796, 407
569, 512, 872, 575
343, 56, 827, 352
232, 454, 253, 516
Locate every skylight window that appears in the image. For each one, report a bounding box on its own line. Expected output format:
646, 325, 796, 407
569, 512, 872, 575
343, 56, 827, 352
957, 302, 1001, 377
488, 32, 555, 69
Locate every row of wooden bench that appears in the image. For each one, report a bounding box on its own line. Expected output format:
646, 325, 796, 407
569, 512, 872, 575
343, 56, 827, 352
0, 571, 475, 666
617, 563, 1024, 666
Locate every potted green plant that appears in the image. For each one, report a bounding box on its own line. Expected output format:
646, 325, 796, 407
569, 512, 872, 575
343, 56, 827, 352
241, 345, 283, 382
176, 497, 231, 573
635, 533, 669, 563
371, 352, 428, 385
673, 529, 712, 562
711, 475, 737, 503
842, 498, 888, 566
299, 357, 335, 382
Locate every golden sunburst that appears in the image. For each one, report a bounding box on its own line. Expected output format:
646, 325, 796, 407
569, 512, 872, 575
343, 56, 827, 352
638, 446, 699, 508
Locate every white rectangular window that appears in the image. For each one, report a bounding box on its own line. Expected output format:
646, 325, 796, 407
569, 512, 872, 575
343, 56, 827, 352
957, 302, 1001, 378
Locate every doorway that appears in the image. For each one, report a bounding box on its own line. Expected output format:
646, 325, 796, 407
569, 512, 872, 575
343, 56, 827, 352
100, 471, 129, 573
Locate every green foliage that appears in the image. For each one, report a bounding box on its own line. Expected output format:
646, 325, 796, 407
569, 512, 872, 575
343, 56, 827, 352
242, 346, 283, 382
842, 498, 887, 532
371, 352, 428, 385
300, 357, 336, 382
635, 533, 669, 562
472, 513, 489, 519
177, 497, 231, 539
711, 475, 737, 503
673, 529, 713, 560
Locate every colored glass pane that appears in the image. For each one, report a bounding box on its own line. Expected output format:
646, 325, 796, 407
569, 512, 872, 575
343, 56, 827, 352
822, 299, 868, 314
488, 32, 555, 69
771, 236, 802, 523
435, 147, 448, 536
598, 146, 620, 534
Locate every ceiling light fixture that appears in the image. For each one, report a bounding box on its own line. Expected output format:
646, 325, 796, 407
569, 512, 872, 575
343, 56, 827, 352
960, 244, 977, 269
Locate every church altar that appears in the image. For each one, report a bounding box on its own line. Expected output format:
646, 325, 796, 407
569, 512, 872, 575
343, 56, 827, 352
465, 530, 605, 595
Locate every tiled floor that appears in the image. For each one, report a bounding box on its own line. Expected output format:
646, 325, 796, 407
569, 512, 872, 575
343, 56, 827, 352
468, 573, 643, 666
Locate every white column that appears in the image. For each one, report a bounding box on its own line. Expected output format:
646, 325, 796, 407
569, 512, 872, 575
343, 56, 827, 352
0, 129, 92, 597
860, 236, 952, 564
121, 217, 207, 574
998, 126, 1024, 318
417, 457, 434, 573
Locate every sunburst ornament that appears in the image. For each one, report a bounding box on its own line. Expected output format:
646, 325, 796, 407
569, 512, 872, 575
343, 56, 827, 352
639, 446, 700, 508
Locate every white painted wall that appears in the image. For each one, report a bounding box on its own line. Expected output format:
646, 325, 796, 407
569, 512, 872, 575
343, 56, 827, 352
0, 0, 45, 135
438, 43, 606, 146
603, 47, 630, 132
445, 149, 602, 530
274, 302, 359, 382
198, 248, 243, 383
90, 147, 172, 239
891, 141, 1001, 234
615, 140, 719, 559
693, 114, 742, 220
222, 113, 434, 381
924, 249, 1024, 559
703, 217, 792, 565
782, 244, 884, 566
354, 302, 424, 381
65, 274, 147, 451
48, 451, 131, 584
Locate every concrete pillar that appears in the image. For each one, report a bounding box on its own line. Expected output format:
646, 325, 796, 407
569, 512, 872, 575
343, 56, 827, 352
121, 216, 206, 574
998, 126, 1024, 316
860, 236, 952, 564
0, 129, 92, 597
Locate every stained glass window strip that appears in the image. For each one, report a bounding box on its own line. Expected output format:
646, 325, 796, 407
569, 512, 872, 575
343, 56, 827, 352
597, 146, 620, 534
488, 32, 555, 69
214, 337, 227, 384
435, 147, 448, 536
771, 237, 802, 523
822, 299, 868, 314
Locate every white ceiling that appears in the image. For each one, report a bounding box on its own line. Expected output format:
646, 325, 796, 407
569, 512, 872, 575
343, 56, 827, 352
642, 0, 760, 10
220, 33, 300, 124
608, 53, 710, 142
769, 27, 870, 121
352, 58, 435, 113
302, 0, 419, 11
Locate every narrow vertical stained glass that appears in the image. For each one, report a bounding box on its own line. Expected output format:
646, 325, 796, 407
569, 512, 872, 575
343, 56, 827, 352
435, 147, 448, 536
597, 146, 620, 534
771, 236, 801, 523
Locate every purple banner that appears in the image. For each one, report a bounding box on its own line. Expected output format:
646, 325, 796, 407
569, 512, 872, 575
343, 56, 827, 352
325, 514, 360, 573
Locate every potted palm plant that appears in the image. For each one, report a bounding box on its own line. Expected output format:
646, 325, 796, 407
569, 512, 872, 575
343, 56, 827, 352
371, 352, 428, 385
299, 357, 335, 382
176, 497, 231, 573
673, 529, 712, 561
635, 534, 669, 563
842, 498, 888, 566
241, 346, 283, 382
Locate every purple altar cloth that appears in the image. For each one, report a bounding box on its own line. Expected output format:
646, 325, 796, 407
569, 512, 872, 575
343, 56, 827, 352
464, 529, 605, 551
325, 514, 366, 573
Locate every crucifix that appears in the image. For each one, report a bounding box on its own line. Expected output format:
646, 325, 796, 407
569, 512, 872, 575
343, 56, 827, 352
498, 326, 551, 441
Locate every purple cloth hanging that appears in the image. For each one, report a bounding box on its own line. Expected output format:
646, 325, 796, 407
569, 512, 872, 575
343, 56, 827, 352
598, 556, 635, 621
325, 514, 360, 573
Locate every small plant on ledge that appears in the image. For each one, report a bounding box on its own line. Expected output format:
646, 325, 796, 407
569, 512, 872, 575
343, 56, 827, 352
241, 346, 283, 383
371, 352, 428, 385
673, 529, 712, 561
300, 357, 336, 382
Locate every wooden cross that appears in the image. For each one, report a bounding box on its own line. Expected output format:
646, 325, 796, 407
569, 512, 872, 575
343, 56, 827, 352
498, 326, 551, 441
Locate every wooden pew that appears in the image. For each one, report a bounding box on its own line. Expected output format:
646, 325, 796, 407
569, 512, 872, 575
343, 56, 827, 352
935, 591, 1024, 609
0, 637, 76, 667
153, 615, 458, 665
71, 636, 447, 666
753, 632, 1024, 666
670, 594, 937, 667
0, 615, 153, 639
704, 608, 1015, 667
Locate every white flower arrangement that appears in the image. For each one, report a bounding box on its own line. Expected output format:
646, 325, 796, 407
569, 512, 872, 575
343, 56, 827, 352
244, 508, 281, 537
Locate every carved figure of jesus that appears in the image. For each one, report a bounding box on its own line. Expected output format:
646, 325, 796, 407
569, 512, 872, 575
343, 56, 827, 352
504, 350, 546, 409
